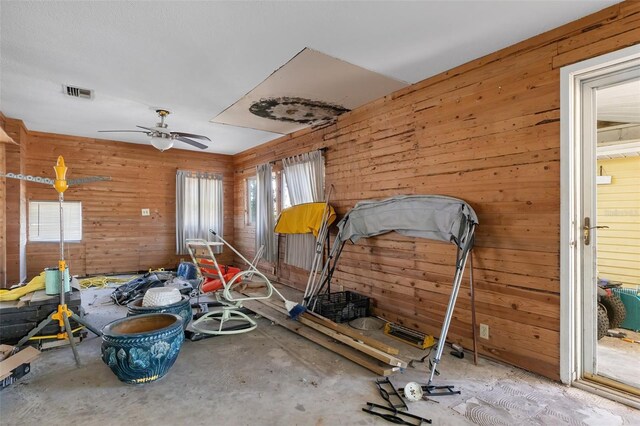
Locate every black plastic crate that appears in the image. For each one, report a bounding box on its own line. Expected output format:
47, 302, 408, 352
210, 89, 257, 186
307, 291, 370, 323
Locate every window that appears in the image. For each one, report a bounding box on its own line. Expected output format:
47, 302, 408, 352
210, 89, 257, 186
270, 170, 291, 216
250, 169, 290, 223
281, 174, 291, 210
272, 172, 278, 217
246, 176, 257, 225
29, 201, 82, 242
176, 171, 223, 254
281, 150, 324, 270
254, 170, 293, 221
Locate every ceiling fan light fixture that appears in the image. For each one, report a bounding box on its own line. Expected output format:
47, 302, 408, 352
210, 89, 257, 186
150, 135, 173, 151
99, 109, 209, 151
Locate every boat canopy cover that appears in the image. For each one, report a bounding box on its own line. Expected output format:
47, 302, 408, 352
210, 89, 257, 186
336, 195, 478, 246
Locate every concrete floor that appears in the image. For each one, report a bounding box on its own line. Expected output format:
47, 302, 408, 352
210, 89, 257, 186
1, 287, 638, 425
598, 329, 640, 389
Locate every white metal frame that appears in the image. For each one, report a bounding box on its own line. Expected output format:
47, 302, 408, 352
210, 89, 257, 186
186, 239, 274, 335
303, 187, 334, 304
560, 44, 640, 406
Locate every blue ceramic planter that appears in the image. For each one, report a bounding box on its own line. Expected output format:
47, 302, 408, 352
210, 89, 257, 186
127, 295, 192, 330
101, 313, 184, 384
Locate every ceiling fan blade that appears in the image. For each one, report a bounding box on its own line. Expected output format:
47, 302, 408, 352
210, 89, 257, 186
98, 130, 149, 133
136, 125, 170, 134
171, 132, 211, 142
176, 136, 207, 150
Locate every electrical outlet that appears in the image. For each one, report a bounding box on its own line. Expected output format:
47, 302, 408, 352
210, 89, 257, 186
141, 208, 150, 216
479, 323, 489, 339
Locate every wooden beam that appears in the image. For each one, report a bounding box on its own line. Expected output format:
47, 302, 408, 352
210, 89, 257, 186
254, 298, 407, 368
0, 126, 17, 145
298, 315, 407, 368
259, 297, 400, 355
242, 300, 398, 376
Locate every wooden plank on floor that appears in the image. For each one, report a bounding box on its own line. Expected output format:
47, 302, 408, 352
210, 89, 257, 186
297, 316, 407, 368
253, 298, 407, 368
304, 310, 400, 355
242, 300, 398, 376
258, 297, 400, 355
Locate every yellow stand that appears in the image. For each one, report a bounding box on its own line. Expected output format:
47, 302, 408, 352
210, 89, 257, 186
51, 304, 74, 340
15, 156, 104, 365
50, 158, 73, 341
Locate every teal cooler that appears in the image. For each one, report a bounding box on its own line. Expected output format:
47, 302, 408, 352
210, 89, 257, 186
613, 287, 640, 332
44, 267, 71, 295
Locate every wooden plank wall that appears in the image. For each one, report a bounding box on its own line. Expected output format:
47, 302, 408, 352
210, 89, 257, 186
2, 117, 28, 286
233, 2, 640, 380
0, 114, 6, 287
5, 142, 21, 284
9, 128, 235, 279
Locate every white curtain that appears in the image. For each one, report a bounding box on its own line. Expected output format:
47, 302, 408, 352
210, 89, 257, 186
176, 170, 223, 254
256, 163, 277, 263
282, 150, 325, 270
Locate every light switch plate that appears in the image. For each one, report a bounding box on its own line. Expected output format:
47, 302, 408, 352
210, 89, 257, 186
141, 208, 150, 216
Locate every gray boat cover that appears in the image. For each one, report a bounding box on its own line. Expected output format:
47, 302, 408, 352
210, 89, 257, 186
336, 195, 478, 246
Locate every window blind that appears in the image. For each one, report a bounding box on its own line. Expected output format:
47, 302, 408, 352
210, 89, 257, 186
29, 201, 82, 242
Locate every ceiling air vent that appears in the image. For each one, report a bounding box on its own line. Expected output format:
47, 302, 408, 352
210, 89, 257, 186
63, 84, 93, 99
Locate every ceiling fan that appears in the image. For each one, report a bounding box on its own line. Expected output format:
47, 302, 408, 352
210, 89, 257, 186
99, 109, 211, 151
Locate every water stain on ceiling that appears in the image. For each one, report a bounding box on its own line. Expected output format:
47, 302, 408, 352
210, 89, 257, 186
249, 96, 350, 125
212, 48, 408, 134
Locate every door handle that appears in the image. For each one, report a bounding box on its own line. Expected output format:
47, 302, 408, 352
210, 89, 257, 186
583, 217, 609, 246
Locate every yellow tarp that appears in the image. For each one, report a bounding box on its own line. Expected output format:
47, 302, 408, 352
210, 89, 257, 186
275, 202, 336, 237
0, 272, 46, 302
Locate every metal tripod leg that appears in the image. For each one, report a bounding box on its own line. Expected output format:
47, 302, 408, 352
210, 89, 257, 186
15, 307, 101, 366
428, 236, 474, 385
469, 251, 478, 366
62, 311, 81, 366
15, 311, 57, 348
70, 312, 102, 336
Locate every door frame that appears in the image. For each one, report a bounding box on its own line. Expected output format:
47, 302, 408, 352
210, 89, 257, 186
560, 44, 640, 407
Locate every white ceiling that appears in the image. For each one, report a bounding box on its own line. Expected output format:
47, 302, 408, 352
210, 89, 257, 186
596, 80, 640, 158
597, 79, 640, 124
0, 1, 618, 155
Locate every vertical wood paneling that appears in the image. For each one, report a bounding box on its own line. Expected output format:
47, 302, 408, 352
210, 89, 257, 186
20, 131, 235, 278
19, 125, 28, 283
232, 2, 639, 380
0, 117, 6, 287
3, 118, 27, 285
5, 145, 21, 283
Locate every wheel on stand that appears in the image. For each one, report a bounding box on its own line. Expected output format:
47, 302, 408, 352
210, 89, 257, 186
597, 303, 609, 340
600, 293, 626, 329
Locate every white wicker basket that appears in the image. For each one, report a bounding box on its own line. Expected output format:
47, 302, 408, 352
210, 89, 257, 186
142, 287, 182, 307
